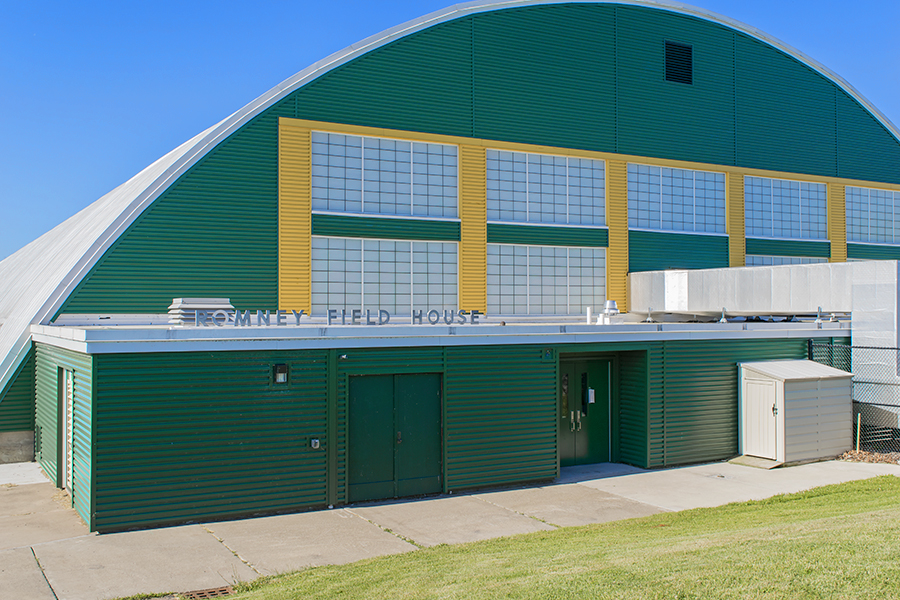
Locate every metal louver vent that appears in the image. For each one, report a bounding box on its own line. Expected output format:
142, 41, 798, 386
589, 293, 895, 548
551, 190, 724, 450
665, 41, 693, 85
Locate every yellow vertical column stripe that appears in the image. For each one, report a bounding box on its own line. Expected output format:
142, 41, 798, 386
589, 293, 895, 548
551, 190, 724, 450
727, 172, 746, 267
458, 145, 487, 313
606, 160, 629, 311
278, 118, 312, 313
828, 183, 847, 262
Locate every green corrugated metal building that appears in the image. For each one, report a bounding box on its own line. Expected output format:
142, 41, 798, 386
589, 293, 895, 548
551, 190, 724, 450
0, 0, 894, 531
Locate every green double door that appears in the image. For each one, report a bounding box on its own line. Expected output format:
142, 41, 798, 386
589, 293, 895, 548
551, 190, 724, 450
559, 359, 611, 467
348, 373, 442, 503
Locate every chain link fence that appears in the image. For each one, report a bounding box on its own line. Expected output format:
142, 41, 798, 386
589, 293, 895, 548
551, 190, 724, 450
809, 341, 900, 454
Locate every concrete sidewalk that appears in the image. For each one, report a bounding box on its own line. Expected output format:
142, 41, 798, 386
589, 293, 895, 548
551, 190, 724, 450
2, 460, 898, 600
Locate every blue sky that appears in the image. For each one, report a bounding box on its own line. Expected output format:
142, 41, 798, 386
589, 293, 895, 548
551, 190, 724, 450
1, 0, 898, 260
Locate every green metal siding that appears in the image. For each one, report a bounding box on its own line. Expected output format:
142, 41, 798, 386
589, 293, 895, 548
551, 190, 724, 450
312, 214, 460, 241
59, 4, 900, 315
444, 345, 557, 489
473, 5, 616, 152
847, 243, 900, 261
837, 90, 900, 184
629, 230, 729, 273
651, 338, 807, 467
486, 223, 608, 247
0, 347, 34, 432
34, 344, 93, 526
617, 350, 649, 468
735, 34, 837, 178
616, 7, 735, 165
745, 238, 831, 258
92, 350, 328, 531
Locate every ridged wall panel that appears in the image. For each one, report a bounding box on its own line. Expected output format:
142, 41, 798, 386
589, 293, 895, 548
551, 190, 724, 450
91, 350, 328, 531
629, 230, 729, 273
34, 344, 93, 527
828, 183, 847, 262
847, 243, 900, 261
616, 7, 735, 165
617, 350, 649, 468
459, 145, 487, 312
486, 224, 608, 247
837, 90, 900, 185
444, 345, 557, 488
473, 5, 616, 152
650, 338, 807, 466
727, 172, 745, 266
744, 238, 831, 258
278, 119, 312, 313
607, 160, 629, 310
734, 34, 837, 178
312, 214, 461, 241
0, 346, 34, 432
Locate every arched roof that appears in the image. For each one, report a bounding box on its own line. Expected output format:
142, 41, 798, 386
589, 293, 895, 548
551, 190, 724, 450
0, 0, 897, 393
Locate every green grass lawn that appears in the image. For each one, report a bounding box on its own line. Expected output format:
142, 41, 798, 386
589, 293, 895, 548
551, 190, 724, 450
224, 476, 900, 600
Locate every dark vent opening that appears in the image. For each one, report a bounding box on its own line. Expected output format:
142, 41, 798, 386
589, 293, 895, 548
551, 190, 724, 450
665, 41, 693, 85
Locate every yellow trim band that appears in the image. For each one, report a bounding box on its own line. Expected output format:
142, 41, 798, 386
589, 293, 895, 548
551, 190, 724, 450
607, 160, 629, 311
727, 172, 746, 267
828, 183, 847, 262
278, 118, 312, 313
459, 146, 487, 312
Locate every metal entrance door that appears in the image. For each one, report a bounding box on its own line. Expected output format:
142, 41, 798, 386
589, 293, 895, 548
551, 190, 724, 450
348, 373, 442, 503
559, 360, 611, 467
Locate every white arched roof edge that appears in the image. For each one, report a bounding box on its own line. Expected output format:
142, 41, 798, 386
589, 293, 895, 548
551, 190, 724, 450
1, 0, 896, 394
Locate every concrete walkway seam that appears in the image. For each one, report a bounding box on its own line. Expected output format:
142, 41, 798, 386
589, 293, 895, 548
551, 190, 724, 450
201, 526, 264, 577
471, 493, 562, 529
344, 508, 425, 549
30, 547, 59, 600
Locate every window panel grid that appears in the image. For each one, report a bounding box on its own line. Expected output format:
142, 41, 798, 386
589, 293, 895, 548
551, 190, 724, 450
487, 150, 605, 226
846, 186, 900, 245
744, 176, 827, 240
627, 164, 725, 233
745, 255, 827, 266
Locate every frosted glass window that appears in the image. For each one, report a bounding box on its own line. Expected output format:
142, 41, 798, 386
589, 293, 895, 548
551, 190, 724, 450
311, 236, 457, 316
627, 164, 725, 233
744, 176, 827, 240
846, 186, 900, 244
312, 132, 458, 218
486, 150, 605, 226
487, 244, 606, 315
745, 255, 827, 266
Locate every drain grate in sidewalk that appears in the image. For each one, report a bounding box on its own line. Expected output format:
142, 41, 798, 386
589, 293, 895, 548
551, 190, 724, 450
181, 586, 234, 599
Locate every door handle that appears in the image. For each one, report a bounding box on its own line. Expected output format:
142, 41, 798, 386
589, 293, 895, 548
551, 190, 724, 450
576, 410, 582, 431
397, 430, 402, 444
772, 404, 778, 416
570, 410, 576, 431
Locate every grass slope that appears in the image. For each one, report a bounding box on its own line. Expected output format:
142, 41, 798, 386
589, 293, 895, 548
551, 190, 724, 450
231, 476, 900, 600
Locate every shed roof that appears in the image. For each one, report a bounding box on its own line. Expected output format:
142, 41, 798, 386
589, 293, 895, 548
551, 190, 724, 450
739, 360, 852, 382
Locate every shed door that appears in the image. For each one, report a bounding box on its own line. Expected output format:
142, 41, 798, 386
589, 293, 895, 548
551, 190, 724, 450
745, 380, 777, 460
348, 374, 442, 502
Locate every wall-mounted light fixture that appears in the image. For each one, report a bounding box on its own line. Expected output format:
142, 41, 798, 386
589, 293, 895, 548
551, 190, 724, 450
274, 364, 289, 384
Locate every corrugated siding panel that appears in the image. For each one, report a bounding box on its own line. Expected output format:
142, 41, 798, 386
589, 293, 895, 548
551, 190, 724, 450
0, 346, 34, 432
295, 19, 474, 136
487, 224, 608, 247
616, 7, 735, 165
735, 33, 836, 177
653, 338, 807, 466
618, 350, 648, 468
444, 345, 556, 488
647, 343, 666, 467
92, 350, 328, 531
311, 214, 461, 241
61, 101, 296, 314
828, 183, 847, 262
846, 243, 900, 261
607, 161, 629, 310
744, 238, 831, 258
279, 119, 312, 313
837, 90, 900, 185
628, 230, 729, 273
459, 145, 487, 312
473, 5, 615, 152
336, 372, 348, 505
34, 344, 93, 527
727, 172, 745, 266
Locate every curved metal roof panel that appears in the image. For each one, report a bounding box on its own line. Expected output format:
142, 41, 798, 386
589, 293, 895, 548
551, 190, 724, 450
1, 0, 896, 394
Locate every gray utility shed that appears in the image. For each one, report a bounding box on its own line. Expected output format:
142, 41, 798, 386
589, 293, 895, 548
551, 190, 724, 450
739, 360, 852, 464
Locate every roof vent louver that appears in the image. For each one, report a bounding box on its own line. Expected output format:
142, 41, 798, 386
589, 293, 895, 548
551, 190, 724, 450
168, 298, 234, 326
665, 41, 693, 85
